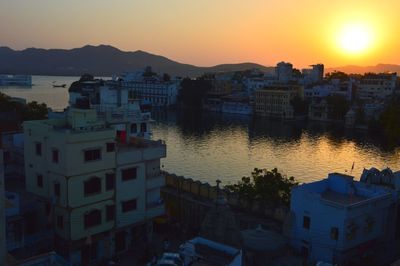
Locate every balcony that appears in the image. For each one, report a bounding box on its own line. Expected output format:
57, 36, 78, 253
146, 201, 165, 219
117, 138, 166, 164
146, 172, 165, 190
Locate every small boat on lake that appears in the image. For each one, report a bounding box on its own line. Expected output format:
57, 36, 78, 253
52, 84, 66, 88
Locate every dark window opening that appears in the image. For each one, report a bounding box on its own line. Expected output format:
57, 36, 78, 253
35, 142, 42, 156
303, 216, 310, 229
331, 227, 339, 240
106, 205, 115, 221
52, 149, 59, 163
84, 209, 101, 229
84, 177, 101, 196
57, 215, 63, 229
54, 183, 60, 197
140, 122, 147, 133
84, 149, 101, 162
106, 173, 115, 191
122, 199, 137, 213
106, 143, 115, 152
37, 174, 43, 188
131, 123, 138, 133
122, 168, 137, 181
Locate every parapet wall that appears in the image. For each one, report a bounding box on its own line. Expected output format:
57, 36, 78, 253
163, 172, 289, 223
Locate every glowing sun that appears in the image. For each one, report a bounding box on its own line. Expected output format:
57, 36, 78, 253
338, 23, 374, 54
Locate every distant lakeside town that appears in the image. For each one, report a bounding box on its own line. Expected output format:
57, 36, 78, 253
0, 62, 400, 266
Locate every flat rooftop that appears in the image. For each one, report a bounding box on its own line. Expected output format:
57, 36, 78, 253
321, 189, 367, 205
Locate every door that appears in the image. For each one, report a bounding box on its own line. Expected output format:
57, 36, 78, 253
115, 231, 126, 252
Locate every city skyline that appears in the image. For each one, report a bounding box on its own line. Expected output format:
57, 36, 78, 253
1, 0, 400, 68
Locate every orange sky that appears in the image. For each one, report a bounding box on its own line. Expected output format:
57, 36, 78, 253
1, 0, 399, 68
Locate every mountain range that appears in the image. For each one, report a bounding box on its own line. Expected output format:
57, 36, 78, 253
0, 44, 398, 77
0, 45, 273, 77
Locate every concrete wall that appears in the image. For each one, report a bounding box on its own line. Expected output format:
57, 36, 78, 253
162, 173, 289, 230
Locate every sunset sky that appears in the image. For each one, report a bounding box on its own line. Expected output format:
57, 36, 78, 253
1, 0, 400, 68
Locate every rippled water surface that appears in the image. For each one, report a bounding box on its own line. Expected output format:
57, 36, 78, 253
1, 76, 399, 184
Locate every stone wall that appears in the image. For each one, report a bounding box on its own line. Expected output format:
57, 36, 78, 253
161, 172, 289, 232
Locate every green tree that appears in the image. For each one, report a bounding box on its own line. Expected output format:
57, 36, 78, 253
162, 73, 171, 82
326, 94, 350, 120
379, 97, 400, 146
290, 95, 309, 116
178, 77, 212, 109
326, 71, 349, 81
22, 101, 48, 120
225, 168, 298, 205
0, 92, 48, 121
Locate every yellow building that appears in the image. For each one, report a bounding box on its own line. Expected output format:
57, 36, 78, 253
254, 85, 303, 119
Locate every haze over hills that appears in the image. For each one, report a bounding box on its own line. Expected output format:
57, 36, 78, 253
0, 45, 274, 77
0, 44, 398, 77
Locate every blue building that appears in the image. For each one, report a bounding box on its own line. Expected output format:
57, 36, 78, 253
290, 173, 397, 265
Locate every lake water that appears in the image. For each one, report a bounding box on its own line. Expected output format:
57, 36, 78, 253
1, 76, 399, 184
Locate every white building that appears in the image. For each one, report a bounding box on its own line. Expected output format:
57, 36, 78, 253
0, 75, 32, 86
24, 106, 166, 265
302, 64, 324, 84
68, 79, 153, 139
357, 73, 397, 100
121, 80, 179, 107
276, 62, 293, 84
290, 173, 396, 264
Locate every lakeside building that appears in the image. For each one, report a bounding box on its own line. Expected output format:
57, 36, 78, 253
276, 62, 293, 84
302, 64, 324, 85
119, 70, 180, 107
0, 75, 32, 86
357, 72, 397, 101
23, 105, 166, 265
254, 85, 303, 119
290, 172, 397, 265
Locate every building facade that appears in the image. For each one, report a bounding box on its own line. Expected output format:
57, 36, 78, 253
254, 86, 303, 119
290, 173, 396, 265
121, 80, 179, 107
357, 73, 397, 100
24, 107, 166, 265
0, 151, 6, 266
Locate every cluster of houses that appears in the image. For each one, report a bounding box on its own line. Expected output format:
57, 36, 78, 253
0, 66, 399, 265
198, 63, 398, 126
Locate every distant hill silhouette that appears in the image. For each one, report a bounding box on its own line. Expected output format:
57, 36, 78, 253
326, 64, 400, 75
0, 45, 273, 77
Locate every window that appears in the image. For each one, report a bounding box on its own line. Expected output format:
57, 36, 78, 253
52, 149, 59, 163
122, 168, 137, 181
54, 183, 60, 197
84, 209, 101, 229
57, 215, 63, 229
84, 149, 101, 162
106, 205, 115, 221
106, 143, 115, 152
35, 142, 42, 156
130, 123, 138, 133
84, 177, 101, 196
140, 122, 147, 133
331, 227, 339, 240
106, 173, 115, 191
122, 199, 137, 213
37, 174, 43, 188
303, 216, 310, 229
